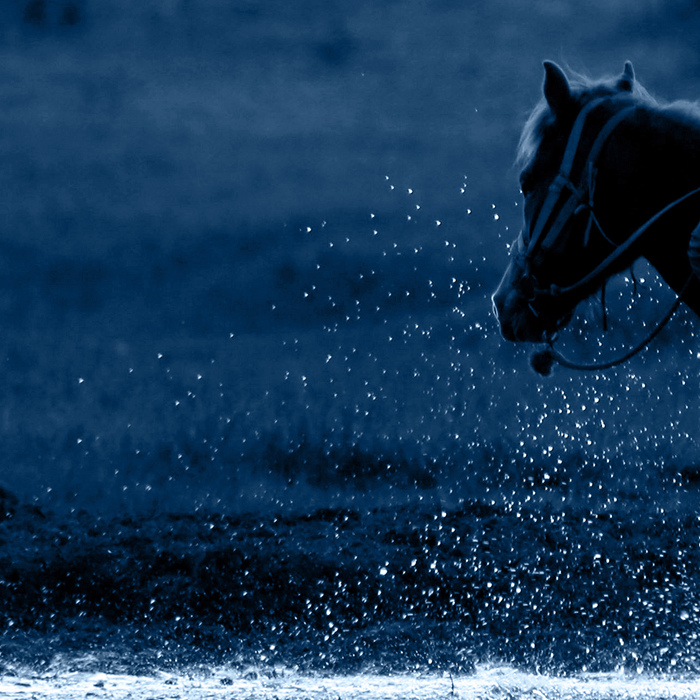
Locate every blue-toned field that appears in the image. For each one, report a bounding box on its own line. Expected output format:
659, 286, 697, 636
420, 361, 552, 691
2, 0, 700, 695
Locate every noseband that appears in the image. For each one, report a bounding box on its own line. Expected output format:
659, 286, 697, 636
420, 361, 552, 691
517, 96, 700, 373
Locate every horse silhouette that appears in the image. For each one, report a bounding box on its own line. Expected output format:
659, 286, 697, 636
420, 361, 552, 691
492, 61, 700, 371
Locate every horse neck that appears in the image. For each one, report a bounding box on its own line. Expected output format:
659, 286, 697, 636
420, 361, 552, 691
600, 105, 700, 312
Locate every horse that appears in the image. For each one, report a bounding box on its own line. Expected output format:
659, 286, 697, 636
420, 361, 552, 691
491, 61, 700, 374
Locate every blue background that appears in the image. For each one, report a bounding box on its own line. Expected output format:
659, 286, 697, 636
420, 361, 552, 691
0, 1, 699, 516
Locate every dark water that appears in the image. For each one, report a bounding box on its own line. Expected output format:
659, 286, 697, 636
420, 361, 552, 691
2, 0, 700, 678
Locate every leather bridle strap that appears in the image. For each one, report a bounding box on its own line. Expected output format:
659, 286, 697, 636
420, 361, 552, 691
525, 97, 606, 257
527, 98, 609, 256
525, 96, 628, 257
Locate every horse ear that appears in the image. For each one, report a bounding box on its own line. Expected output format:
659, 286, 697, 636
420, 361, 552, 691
617, 61, 635, 91
543, 61, 572, 115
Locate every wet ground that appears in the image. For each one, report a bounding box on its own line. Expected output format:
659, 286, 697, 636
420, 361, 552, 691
3, 497, 700, 678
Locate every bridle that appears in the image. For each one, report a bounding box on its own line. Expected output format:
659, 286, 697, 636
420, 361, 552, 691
522, 96, 636, 271
517, 95, 700, 373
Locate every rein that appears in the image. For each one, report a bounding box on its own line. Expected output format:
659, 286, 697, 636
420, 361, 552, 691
531, 275, 694, 375
529, 184, 700, 304
521, 96, 700, 374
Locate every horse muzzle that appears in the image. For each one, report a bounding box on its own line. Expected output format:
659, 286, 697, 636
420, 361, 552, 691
492, 259, 566, 342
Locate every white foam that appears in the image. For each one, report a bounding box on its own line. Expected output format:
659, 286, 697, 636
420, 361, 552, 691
1, 665, 699, 699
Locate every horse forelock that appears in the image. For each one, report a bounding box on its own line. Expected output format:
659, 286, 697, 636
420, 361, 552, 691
516, 99, 549, 170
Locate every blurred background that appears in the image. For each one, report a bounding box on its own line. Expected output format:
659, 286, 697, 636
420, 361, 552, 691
1, 0, 700, 515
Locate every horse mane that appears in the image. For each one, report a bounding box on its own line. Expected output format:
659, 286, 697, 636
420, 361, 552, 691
516, 67, 700, 171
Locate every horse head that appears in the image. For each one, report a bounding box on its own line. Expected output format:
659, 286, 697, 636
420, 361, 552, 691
492, 61, 639, 343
